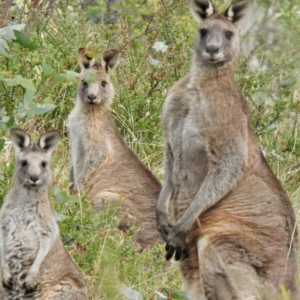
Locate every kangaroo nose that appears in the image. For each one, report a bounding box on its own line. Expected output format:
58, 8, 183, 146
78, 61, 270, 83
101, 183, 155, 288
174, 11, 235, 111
206, 45, 219, 55
87, 94, 97, 102
29, 175, 39, 183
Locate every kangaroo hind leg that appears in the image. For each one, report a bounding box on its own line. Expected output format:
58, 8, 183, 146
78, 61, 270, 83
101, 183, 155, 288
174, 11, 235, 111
197, 236, 264, 300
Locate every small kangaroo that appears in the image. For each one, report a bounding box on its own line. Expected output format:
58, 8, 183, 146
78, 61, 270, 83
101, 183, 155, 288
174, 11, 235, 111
67, 48, 162, 250
156, 0, 298, 299
0, 128, 87, 300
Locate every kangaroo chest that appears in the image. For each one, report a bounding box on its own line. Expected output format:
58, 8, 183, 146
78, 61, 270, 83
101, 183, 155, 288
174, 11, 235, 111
168, 98, 208, 216
68, 107, 112, 182
1, 203, 50, 277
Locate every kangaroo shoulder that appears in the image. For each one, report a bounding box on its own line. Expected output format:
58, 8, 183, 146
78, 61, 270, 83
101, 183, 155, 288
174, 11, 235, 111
162, 76, 199, 128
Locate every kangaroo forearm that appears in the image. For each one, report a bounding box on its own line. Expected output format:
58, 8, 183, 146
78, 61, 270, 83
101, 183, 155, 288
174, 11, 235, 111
74, 151, 107, 189
156, 180, 174, 241
31, 227, 58, 272
156, 182, 173, 216
176, 154, 245, 232
83, 154, 106, 179
157, 146, 174, 216
70, 165, 74, 183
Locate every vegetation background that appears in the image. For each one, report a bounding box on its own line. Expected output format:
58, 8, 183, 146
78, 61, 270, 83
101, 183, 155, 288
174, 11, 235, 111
0, 0, 300, 299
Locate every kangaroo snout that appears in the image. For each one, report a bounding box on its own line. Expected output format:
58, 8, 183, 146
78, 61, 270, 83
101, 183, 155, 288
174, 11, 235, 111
87, 94, 97, 103
205, 44, 220, 55
28, 175, 40, 185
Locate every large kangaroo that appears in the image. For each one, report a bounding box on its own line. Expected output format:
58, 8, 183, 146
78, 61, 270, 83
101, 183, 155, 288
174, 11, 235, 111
67, 48, 162, 250
156, 0, 298, 299
0, 128, 87, 300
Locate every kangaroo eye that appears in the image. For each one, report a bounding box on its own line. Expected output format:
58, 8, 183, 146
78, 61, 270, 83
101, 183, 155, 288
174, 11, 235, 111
21, 160, 28, 167
41, 161, 47, 168
101, 81, 108, 88
82, 81, 88, 86
200, 29, 207, 38
225, 31, 233, 40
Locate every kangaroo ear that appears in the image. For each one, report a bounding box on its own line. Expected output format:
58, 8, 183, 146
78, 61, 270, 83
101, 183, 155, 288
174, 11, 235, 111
10, 128, 31, 154
78, 47, 95, 70
190, 0, 216, 23
102, 49, 120, 72
38, 130, 61, 155
224, 0, 251, 25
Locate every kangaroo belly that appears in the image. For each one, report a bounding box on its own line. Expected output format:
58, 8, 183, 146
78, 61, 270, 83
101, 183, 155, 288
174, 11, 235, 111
6, 230, 38, 264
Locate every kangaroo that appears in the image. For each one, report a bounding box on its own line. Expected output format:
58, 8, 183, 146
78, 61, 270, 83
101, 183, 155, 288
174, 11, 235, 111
67, 48, 162, 250
0, 128, 87, 300
156, 0, 298, 299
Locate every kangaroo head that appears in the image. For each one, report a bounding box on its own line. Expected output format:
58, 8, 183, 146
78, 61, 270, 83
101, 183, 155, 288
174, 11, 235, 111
190, 0, 251, 65
10, 128, 60, 189
77, 47, 120, 106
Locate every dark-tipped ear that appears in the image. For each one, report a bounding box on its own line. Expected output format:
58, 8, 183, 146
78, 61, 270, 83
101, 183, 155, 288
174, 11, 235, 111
190, 0, 216, 23
78, 47, 95, 70
102, 50, 120, 72
224, 0, 251, 25
10, 128, 31, 154
38, 130, 60, 155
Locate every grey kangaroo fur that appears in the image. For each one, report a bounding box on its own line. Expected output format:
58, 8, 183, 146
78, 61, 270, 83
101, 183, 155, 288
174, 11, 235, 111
67, 48, 162, 250
156, 0, 298, 299
0, 128, 87, 300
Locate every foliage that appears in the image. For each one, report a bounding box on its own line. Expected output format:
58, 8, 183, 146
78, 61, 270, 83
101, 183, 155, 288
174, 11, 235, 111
0, 0, 300, 299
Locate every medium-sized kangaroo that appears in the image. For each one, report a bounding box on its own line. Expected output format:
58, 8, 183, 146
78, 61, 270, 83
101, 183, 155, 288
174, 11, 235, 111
0, 128, 87, 300
67, 48, 162, 250
156, 0, 298, 299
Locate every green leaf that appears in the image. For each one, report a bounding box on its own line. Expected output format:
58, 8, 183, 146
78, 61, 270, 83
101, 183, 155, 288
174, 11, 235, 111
0, 38, 9, 57
64, 70, 79, 81
41, 61, 53, 76
0, 139, 4, 151
28, 103, 56, 115
50, 186, 61, 198
19, 78, 36, 91
23, 89, 34, 108
1, 116, 9, 123
18, 103, 26, 113
4, 77, 20, 86
17, 102, 27, 118
0, 24, 25, 40
85, 69, 97, 84
0, 47, 9, 57
0, 107, 5, 117
53, 210, 68, 222
0, 38, 8, 49
19, 112, 27, 119
55, 190, 70, 206
54, 74, 65, 83
0, 26, 15, 40
13, 30, 38, 50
